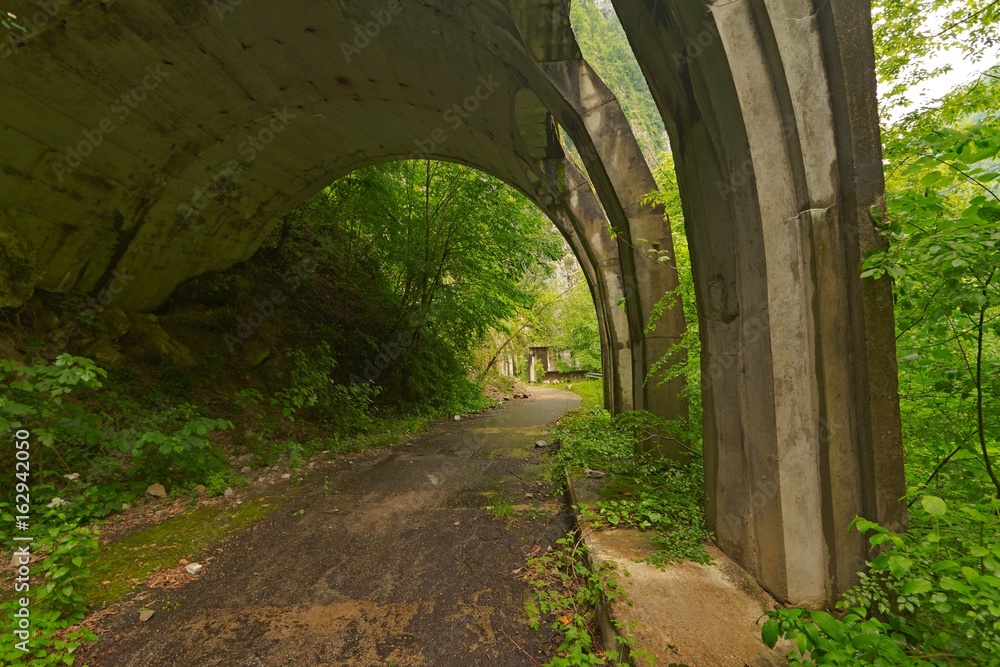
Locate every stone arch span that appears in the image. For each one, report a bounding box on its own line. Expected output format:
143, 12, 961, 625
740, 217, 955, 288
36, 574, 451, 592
0, 0, 905, 605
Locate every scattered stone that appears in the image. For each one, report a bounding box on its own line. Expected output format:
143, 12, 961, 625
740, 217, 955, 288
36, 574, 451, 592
240, 466, 252, 474
453, 415, 461, 421
146, 483, 167, 498
584, 469, 606, 479
139, 610, 155, 623
10, 552, 28, 568
223, 487, 234, 497
191, 485, 206, 496
243, 343, 271, 368
184, 563, 204, 575
525, 493, 534, 499
405, 442, 413, 447
522, 394, 529, 399
280, 473, 291, 480
257, 476, 266, 482
534, 440, 548, 448
98, 305, 132, 340
125, 312, 196, 367
179, 558, 188, 566
121, 502, 131, 511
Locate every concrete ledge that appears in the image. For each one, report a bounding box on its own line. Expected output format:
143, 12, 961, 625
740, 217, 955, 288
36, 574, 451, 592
566, 471, 792, 667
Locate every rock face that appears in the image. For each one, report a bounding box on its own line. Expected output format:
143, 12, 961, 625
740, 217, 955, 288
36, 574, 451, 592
0, 226, 38, 308
125, 313, 196, 367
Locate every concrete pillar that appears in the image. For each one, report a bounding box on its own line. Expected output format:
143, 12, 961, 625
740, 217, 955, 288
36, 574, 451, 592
542, 60, 688, 424
610, 0, 907, 605
531, 155, 634, 414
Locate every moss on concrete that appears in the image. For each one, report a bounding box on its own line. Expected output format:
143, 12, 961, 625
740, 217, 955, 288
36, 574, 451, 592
87, 500, 276, 606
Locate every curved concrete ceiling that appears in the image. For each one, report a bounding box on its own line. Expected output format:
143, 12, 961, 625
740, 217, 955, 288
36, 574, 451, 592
0, 0, 593, 307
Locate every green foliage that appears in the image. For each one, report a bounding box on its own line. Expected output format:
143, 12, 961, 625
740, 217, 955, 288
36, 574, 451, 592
0, 8, 23, 32
764, 496, 1000, 666
278, 343, 379, 431
0, 521, 100, 666
872, 0, 999, 115
646, 153, 703, 448
867, 114, 1000, 499
0, 354, 108, 454
551, 410, 711, 565
287, 159, 560, 413
563, 379, 605, 411
524, 533, 652, 667
0, 355, 231, 532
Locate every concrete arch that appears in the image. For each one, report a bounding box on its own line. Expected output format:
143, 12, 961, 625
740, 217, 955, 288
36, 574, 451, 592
0, 0, 906, 605
608, 0, 907, 604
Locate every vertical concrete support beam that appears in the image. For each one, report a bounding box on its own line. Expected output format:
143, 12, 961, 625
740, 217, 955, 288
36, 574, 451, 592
610, 0, 907, 604
540, 60, 687, 425
532, 156, 634, 413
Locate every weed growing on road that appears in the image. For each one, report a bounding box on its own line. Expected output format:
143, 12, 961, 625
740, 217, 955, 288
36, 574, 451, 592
549, 409, 712, 565
523, 532, 652, 667
487, 495, 515, 522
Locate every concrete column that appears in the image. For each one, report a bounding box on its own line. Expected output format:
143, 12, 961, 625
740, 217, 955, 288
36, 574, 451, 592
610, 0, 907, 605
541, 60, 688, 424
532, 155, 634, 414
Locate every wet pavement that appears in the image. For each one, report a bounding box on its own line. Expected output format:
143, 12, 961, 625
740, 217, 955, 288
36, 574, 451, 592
85, 387, 581, 666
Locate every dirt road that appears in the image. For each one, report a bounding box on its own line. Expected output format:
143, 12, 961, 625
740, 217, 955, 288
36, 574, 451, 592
85, 387, 581, 666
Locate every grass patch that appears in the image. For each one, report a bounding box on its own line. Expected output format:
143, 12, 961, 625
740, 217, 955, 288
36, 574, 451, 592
487, 495, 515, 521
524, 532, 652, 666
550, 408, 711, 566
560, 379, 604, 410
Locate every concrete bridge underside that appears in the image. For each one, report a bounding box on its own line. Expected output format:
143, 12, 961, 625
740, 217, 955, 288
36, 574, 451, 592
0, 0, 906, 606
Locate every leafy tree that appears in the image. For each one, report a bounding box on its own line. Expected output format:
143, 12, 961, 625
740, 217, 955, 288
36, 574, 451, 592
290, 160, 562, 406
873, 0, 1000, 115
865, 119, 1000, 499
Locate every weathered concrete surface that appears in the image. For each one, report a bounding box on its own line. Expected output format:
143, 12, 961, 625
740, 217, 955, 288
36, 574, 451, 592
610, 0, 907, 604
0, 0, 685, 424
82, 388, 581, 666
568, 473, 792, 666
0, 0, 907, 605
